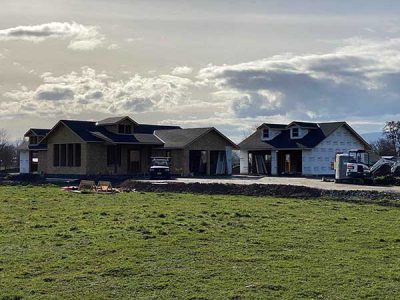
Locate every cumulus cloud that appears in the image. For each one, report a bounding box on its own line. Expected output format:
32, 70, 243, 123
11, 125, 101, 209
198, 38, 400, 120
0, 22, 105, 50
3, 37, 400, 133
2, 67, 193, 117
171, 66, 193, 76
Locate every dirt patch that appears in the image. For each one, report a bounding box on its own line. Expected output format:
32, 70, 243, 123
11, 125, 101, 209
120, 180, 400, 207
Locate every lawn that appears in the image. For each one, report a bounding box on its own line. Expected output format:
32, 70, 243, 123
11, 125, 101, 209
1, 186, 400, 299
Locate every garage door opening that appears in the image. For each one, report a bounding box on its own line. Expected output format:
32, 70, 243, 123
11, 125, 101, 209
189, 150, 207, 175
210, 151, 228, 175
277, 150, 302, 176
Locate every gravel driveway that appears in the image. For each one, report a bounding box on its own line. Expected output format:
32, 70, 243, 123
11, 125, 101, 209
167, 176, 400, 193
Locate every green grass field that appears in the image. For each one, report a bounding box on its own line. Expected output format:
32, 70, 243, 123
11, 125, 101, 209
1, 185, 400, 299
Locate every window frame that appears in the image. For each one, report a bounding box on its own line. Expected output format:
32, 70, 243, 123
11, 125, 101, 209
291, 127, 300, 138
107, 145, 121, 166
53, 144, 60, 167
75, 144, 81, 167
262, 128, 270, 139
60, 144, 67, 167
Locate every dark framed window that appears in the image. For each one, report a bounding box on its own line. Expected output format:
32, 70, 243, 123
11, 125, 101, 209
75, 144, 81, 167
30, 136, 38, 145
53, 144, 60, 166
107, 145, 121, 165
292, 128, 299, 138
118, 124, 124, 134
67, 144, 74, 167
118, 124, 132, 134
60, 144, 67, 166
262, 128, 269, 139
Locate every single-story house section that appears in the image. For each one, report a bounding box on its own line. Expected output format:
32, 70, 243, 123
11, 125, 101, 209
20, 116, 238, 177
239, 121, 371, 176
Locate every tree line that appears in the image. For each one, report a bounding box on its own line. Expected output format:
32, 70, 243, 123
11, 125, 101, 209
0, 128, 20, 171
371, 121, 400, 156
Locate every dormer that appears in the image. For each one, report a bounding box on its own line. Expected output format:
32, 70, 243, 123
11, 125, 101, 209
96, 116, 138, 135
24, 128, 50, 145
286, 121, 318, 139
258, 123, 286, 141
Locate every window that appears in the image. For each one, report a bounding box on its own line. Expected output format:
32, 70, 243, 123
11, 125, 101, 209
107, 145, 121, 166
262, 128, 269, 139
29, 136, 38, 145
60, 144, 67, 166
118, 124, 132, 134
118, 124, 124, 134
53, 144, 60, 166
53, 143, 82, 167
75, 144, 81, 167
291, 127, 299, 138
125, 125, 132, 134
67, 144, 74, 167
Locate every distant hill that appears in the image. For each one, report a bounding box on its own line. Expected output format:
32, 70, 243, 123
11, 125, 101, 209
361, 132, 382, 143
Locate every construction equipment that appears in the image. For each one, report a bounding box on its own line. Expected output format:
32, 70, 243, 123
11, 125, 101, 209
149, 157, 171, 179
335, 149, 371, 184
335, 149, 399, 184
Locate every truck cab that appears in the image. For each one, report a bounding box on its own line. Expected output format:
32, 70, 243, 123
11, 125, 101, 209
149, 157, 171, 179
346, 149, 370, 178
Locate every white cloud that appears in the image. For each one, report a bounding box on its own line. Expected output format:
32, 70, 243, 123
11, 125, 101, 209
3, 37, 400, 137
171, 66, 193, 76
126, 37, 143, 43
2, 67, 193, 117
198, 38, 400, 120
0, 22, 105, 51
107, 43, 120, 50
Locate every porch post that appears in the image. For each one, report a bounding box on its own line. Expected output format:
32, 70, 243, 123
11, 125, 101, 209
240, 150, 249, 174
206, 150, 211, 176
271, 150, 278, 175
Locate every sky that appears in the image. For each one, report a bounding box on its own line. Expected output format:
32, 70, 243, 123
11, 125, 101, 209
1, 0, 400, 142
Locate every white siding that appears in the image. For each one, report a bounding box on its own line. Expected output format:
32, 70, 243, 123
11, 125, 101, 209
302, 126, 365, 175
19, 150, 29, 173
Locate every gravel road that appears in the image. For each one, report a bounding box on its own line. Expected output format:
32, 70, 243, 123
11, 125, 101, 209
152, 176, 400, 193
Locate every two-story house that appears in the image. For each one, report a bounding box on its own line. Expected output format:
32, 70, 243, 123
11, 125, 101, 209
239, 121, 370, 176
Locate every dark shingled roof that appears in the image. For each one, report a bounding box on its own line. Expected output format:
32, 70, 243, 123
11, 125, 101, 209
54, 120, 164, 145
134, 124, 181, 134
61, 120, 102, 142
90, 130, 163, 145
287, 121, 320, 129
239, 121, 369, 150
96, 116, 138, 126
154, 127, 238, 149
257, 123, 287, 130
24, 128, 51, 136
154, 128, 211, 149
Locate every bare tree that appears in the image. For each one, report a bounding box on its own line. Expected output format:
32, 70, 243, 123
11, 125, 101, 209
0, 129, 17, 171
383, 121, 400, 155
370, 137, 397, 156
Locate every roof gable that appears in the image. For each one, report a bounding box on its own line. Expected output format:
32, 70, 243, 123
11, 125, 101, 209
154, 127, 238, 149
286, 121, 319, 129
96, 116, 138, 126
24, 128, 51, 137
41, 119, 167, 145
257, 123, 287, 130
